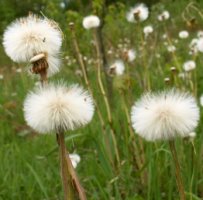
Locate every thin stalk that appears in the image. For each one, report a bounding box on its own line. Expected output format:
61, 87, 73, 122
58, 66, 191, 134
169, 140, 186, 200
69, 24, 105, 132
93, 28, 120, 165
137, 22, 151, 91
57, 132, 74, 200
120, 91, 143, 167
65, 149, 87, 200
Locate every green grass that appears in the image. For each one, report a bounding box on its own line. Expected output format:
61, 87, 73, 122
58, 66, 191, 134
1, 0, 203, 199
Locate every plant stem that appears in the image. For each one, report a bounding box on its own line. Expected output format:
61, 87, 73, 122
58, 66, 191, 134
57, 131, 74, 200
169, 140, 186, 200
65, 149, 87, 200
93, 28, 120, 165
69, 24, 106, 132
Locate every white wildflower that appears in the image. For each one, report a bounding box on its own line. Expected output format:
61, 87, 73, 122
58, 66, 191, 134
126, 3, 149, 23
23, 82, 95, 134
0, 74, 3, 80
131, 89, 199, 141
179, 30, 189, 39
183, 60, 196, 72
158, 11, 170, 21
82, 15, 100, 29
109, 60, 125, 76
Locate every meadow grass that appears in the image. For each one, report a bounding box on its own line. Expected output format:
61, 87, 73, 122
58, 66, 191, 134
1, 0, 203, 199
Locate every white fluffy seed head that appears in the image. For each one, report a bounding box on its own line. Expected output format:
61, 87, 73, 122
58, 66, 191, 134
167, 45, 176, 52
82, 15, 100, 29
179, 30, 189, 39
183, 60, 196, 72
143, 25, 153, 37
126, 3, 149, 23
3, 14, 62, 63
157, 10, 170, 21
127, 49, 136, 62
109, 60, 125, 76
131, 90, 199, 141
23, 83, 95, 134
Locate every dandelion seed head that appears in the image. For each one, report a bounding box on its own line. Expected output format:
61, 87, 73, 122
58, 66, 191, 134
179, 30, 189, 39
3, 15, 62, 63
167, 45, 176, 52
126, 3, 149, 23
131, 90, 199, 141
127, 49, 136, 62
109, 60, 125, 76
158, 10, 170, 21
189, 38, 198, 55
183, 60, 196, 72
23, 82, 95, 133
82, 15, 100, 29
143, 25, 153, 37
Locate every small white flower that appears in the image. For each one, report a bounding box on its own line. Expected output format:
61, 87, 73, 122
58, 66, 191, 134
179, 30, 189, 39
127, 49, 136, 62
109, 60, 125, 76
126, 3, 149, 23
131, 89, 199, 141
158, 11, 170, 21
3, 14, 62, 63
143, 25, 153, 37
0, 74, 4, 80
23, 82, 95, 133
167, 45, 176, 52
69, 153, 81, 168
82, 15, 100, 29
183, 60, 196, 72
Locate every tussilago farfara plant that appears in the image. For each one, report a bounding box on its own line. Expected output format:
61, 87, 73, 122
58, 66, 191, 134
131, 89, 200, 200
3, 14, 95, 200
